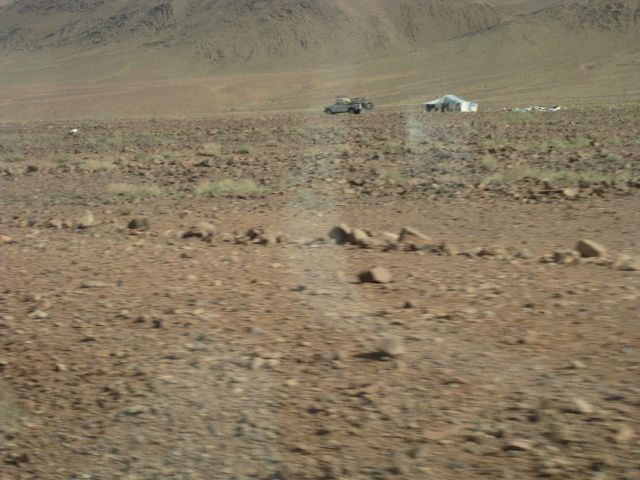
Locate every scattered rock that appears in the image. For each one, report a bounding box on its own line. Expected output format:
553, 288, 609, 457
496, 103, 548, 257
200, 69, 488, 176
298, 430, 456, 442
478, 245, 508, 257
612, 425, 635, 444
569, 398, 595, 414
380, 231, 400, 243
576, 239, 607, 258
504, 439, 534, 452
349, 228, 372, 247
0, 234, 12, 244
515, 248, 533, 259
569, 360, 586, 369
553, 250, 580, 265
562, 187, 579, 200
328, 224, 352, 244
45, 218, 63, 229
182, 222, 216, 241
122, 405, 147, 416
359, 266, 392, 284
613, 254, 640, 271
80, 280, 114, 289
127, 217, 149, 230
440, 241, 458, 256
378, 336, 405, 357
77, 210, 96, 229
398, 226, 430, 243
54, 363, 67, 372
238, 228, 282, 246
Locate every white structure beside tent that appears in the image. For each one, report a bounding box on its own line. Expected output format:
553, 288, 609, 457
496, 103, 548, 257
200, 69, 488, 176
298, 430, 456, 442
423, 94, 478, 112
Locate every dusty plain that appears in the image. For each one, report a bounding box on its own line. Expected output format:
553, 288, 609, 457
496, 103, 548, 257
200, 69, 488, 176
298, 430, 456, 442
0, 108, 639, 479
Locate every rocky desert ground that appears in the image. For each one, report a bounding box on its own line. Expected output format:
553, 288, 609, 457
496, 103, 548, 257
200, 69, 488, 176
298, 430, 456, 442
1, 108, 639, 479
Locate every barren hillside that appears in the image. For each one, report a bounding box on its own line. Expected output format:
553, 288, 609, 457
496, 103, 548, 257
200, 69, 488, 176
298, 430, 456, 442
0, 0, 638, 119
0, 0, 501, 68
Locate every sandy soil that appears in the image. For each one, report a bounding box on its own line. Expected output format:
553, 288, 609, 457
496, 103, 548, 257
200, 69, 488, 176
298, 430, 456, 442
1, 109, 639, 479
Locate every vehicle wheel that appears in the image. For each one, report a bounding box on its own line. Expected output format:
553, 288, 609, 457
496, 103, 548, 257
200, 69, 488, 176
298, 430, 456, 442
354, 109, 361, 115
366, 103, 374, 109
324, 108, 331, 114
348, 108, 355, 114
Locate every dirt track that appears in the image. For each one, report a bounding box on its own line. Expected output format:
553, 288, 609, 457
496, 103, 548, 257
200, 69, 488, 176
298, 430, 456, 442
1, 110, 639, 479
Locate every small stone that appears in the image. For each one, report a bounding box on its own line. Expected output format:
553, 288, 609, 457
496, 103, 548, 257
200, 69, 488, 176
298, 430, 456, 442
28, 310, 48, 319
440, 241, 458, 256
348, 228, 372, 247
359, 266, 392, 284
77, 210, 96, 229
504, 439, 534, 452
80, 280, 113, 288
122, 405, 147, 416
45, 219, 63, 229
569, 360, 586, 369
378, 336, 405, 357
250, 357, 265, 370
570, 398, 595, 414
515, 248, 533, 259
478, 245, 508, 257
380, 231, 400, 243
576, 239, 607, 258
0, 234, 12, 244
613, 254, 640, 271
553, 250, 580, 265
562, 187, 579, 200
398, 226, 430, 243
54, 363, 67, 372
520, 330, 540, 345
182, 222, 216, 240
612, 425, 635, 444
127, 217, 149, 230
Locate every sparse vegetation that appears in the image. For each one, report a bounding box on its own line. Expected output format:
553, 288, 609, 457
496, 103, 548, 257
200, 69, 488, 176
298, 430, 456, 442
382, 143, 403, 155
75, 159, 117, 172
295, 188, 318, 204
336, 144, 353, 157
199, 143, 222, 157
2, 154, 25, 163
380, 169, 409, 185
195, 178, 267, 197
135, 153, 173, 164
235, 145, 253, 155
604, 153, 622, 162
480, 155, 498, 170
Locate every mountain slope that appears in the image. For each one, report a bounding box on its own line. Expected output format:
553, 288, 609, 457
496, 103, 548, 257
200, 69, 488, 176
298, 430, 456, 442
0, 0, 639, 119
0, 0, 501, 69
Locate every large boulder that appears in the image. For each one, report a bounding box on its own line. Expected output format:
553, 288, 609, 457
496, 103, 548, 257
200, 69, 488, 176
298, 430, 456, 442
328, 224, 352, 245
359, 266, 393, 284
576, 239, 607, 258
613, 254, 640, 271
398, 226, 431, 244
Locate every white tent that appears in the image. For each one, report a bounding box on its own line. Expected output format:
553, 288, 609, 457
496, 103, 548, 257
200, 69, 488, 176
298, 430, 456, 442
423, 94, 478, 112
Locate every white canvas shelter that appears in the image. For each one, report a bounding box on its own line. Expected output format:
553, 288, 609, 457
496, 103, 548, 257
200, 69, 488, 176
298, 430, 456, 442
423, 94, 478, 112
